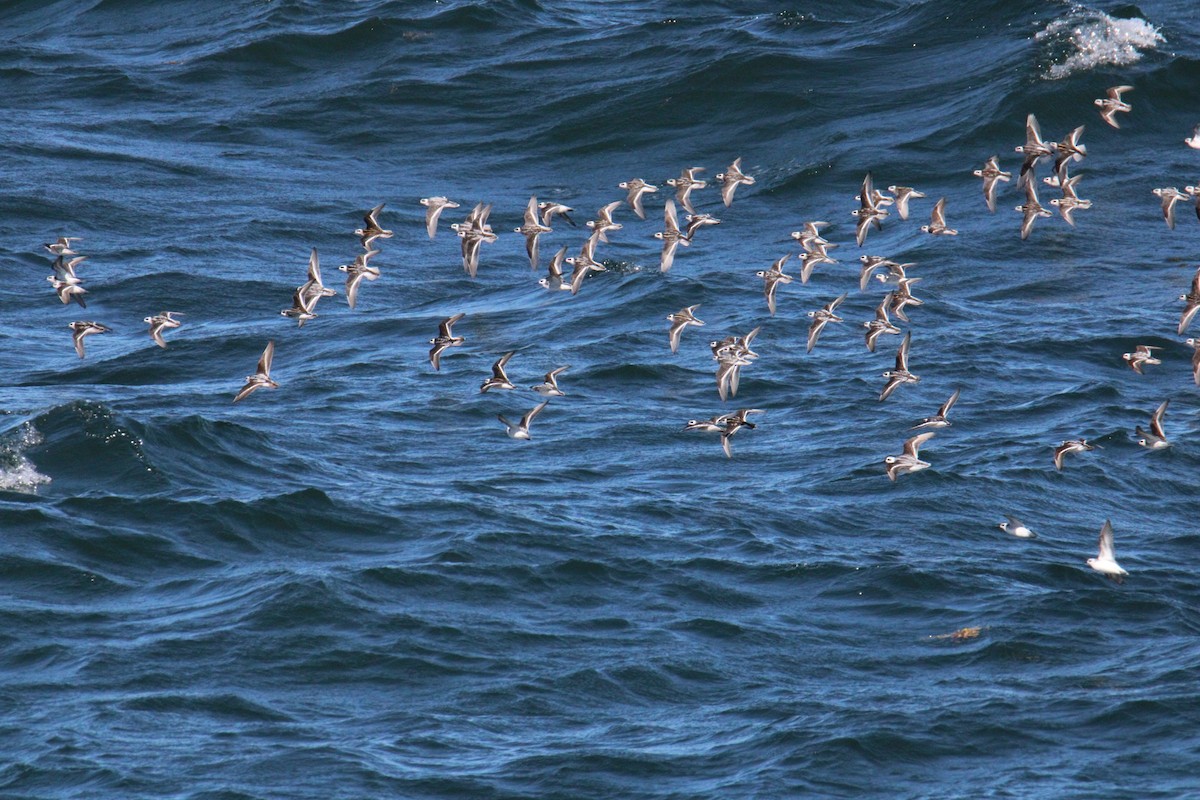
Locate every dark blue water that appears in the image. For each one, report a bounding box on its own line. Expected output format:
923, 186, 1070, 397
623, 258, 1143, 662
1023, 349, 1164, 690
3, 1, 1200, 797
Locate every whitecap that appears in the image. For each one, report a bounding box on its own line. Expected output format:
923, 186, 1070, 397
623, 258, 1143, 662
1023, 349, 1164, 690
0, 422, 52, 493
1036, 5, 1164, 81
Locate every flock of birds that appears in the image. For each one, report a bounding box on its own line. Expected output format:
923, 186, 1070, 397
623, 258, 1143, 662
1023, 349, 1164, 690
40, 84, 1200, 583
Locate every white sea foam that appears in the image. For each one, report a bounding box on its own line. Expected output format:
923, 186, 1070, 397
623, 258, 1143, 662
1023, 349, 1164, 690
0, 423, 51, 493
1036, 6, 1164, 80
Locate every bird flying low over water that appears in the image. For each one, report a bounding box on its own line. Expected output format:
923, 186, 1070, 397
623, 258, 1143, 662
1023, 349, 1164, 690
667, 304, 704, 354
1087, 519, 1127, 581
884, 431, 934, 481
1053, 439, 1095, 471
715, 157, 755, 207
354, 203, 393, 249
879, 331, 918, 401
420, 196, 460, 239
428, 313, 465, 371
498, 400, 549, 440
1135, 400, 1170, 449
619, 178, 657, 220
68, 320, 111, 359
1095, 85, 1132, 128
999, 515, 1036, 539
234, 340, 278, 402
144, 311, 183, 348
973, 155, 1011, 213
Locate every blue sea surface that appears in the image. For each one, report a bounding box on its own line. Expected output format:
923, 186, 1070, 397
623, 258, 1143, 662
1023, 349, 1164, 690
2, 1, 1200, 797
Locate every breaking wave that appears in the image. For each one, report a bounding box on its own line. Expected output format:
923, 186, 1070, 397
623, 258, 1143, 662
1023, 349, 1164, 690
1037, 5, 1164, 80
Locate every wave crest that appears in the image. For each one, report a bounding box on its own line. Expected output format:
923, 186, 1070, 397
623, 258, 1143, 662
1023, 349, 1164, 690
0, 420, 51, 493
1036, 5, 1164, 80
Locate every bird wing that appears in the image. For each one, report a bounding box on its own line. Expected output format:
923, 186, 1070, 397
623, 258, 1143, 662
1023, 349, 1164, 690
896, 331, 911, 371
806, 317, 826, 353
522, 400, 549, 428
257, 340, 275, 377
439, 312, 465, 339
548, 246, 567, 280
931, 197, 946, 227
1026, 113, 1043, 146
1098, 520, 1116, 560
663, 198, 680, 232
1150, 400, 1169, 440
493, 351, 515, 380
904, 431, 935, 458
939, 389, 960, 417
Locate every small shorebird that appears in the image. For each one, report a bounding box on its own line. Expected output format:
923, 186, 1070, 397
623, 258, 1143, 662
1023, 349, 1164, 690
920, 197, 957, 235
531, 366, 569, 397
585, 201, 622, 244
974, 155, 1011, 213
420, 196, 460, 239
884, 431, 934, 481
858, 255, 905, 291
515, 195, 553, 271
684, 212, 721, 240
1135, 400, 1170, 449
666, 166, 706, 214
756, 255, 793, 316
1095, 85, 1132, 128
999, 515, 1036, 539
566, 240, 606, 295
1153, 187, 1190, 230
480, 351, 517, 392
1048, 174, 1092, 226
667, 304, 705, 353
879, 331, 918, 400
1015, 113, 1057, 186
864, 293, 902, 352
44, 236, 82, 256
654, 198, 690, 272
68, 321, 111, 359
1087, 519, 1127, 581
428, 313, 465, 371
51, 278, 88, 307
887, 185, 925, 220
852, 172, 888, 246
339, 249, 381, 310
538, 245, 571, 291
1053, 439, 1095, 471
1052, 125, 1086, 182
1122, 345, 1162, 374
453, 202, 497, 278
299, 248, 337, 308
354, 203, 393, 249
144, 311, 183, 349
233, 340, 278, 402
1016, 181, 1053, 240
715, 157, 755, 207
889, 277, 923, 322
719, 408, 763, 458
618, 178, 658, 220
911, 389, 960, 429
280, 286, 318, 327
498, 400, 549, 440
537, 201, 575, 227
806, 292, 846, 353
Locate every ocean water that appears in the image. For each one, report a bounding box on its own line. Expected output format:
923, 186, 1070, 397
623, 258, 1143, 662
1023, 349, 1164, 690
3, 0, 1200, 797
